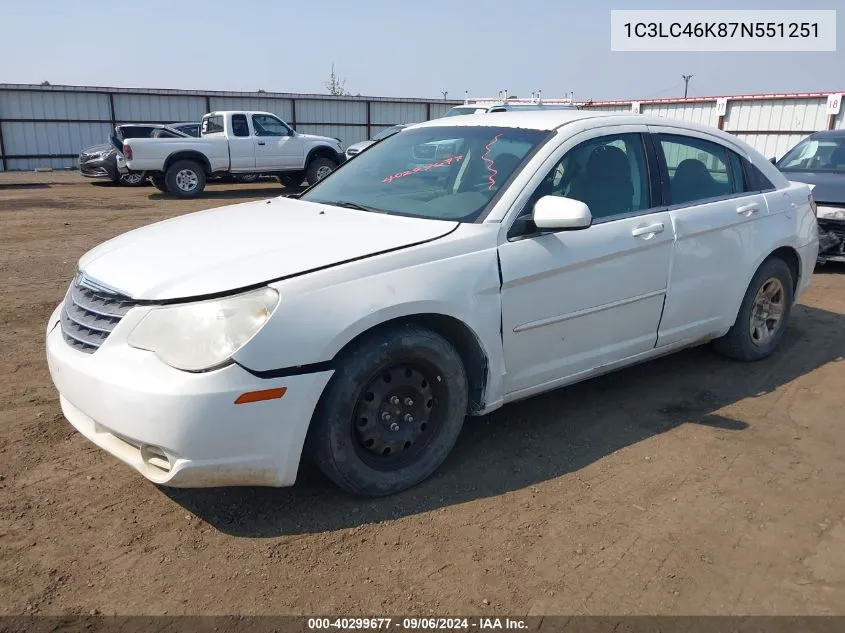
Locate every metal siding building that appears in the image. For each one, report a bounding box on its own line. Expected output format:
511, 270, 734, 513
0, 84, 459, 171
2, 85, 844, 171
581, 91, 845, 160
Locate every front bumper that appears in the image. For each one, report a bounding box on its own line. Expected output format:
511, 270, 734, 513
45, 305, 333, 488
79, 158, 117, 181
817, 219, 845, 263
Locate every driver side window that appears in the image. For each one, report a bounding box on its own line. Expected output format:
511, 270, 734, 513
526, 133, 651, 221
252, 114, 290, 137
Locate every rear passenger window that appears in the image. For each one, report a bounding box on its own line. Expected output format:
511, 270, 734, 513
231, 114, 250, 137
202, 116, 224, 135
658, 134, 736, 205
743, 159, 776, 191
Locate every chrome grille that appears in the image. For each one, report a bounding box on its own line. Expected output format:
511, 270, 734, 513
60, 277, 139, 353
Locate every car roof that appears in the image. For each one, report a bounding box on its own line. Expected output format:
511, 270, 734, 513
809, 128, 845, 139
413, 110, 747, 139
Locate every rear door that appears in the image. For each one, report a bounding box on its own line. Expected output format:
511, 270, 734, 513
648, 126, 770, 346
227, 113, 256, 171
251, 114, 303, 170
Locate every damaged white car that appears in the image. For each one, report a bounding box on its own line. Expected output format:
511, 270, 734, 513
46, 111, 819, 496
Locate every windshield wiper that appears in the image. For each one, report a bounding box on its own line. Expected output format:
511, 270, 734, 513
330, 200, 386, 213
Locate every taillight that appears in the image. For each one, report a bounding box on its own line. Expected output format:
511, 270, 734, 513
808, 193, 817, 217
123, 144, 132, 160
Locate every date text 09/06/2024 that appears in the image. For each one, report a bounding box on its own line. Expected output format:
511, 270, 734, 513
307, 617, 528, 630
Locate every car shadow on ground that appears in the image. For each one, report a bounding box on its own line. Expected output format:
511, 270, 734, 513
164, 303, 845, 537
147, 185, 306, 201
0, 183, 51, 190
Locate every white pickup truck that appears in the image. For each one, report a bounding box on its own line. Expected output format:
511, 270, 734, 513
121, 110, 347, 198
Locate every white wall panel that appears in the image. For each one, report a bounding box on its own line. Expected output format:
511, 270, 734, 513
296, 99, 366, 124
0, 90, 110, 120
208, 97, 293, 121
370, 102, 427, 125
113, 94, 206, 122
2, 121, 112, 155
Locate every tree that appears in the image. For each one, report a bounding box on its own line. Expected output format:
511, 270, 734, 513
40, 80, 50, 86
325, 64, 348, 96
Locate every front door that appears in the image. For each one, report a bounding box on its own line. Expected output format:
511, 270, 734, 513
498, 129, 674, 397
252, 114, 303, 170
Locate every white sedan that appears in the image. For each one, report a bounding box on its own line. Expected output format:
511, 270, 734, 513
46, 110, 820, 497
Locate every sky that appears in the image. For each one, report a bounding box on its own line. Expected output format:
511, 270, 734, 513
0, 0, 842, 101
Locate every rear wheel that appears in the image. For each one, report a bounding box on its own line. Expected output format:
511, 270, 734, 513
150, 174, 168, 193
712, 257, 794, 361
119, 171, 147, 186
304, 157, 336, 185
164, 160, 206, 198
308, 324, 468, 496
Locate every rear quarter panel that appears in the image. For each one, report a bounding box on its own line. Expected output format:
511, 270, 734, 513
124, 137, 230, 172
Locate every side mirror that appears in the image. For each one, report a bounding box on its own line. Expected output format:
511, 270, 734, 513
533, 195, 592, 230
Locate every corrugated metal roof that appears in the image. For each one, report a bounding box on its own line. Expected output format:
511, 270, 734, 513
0, 83, 461, 105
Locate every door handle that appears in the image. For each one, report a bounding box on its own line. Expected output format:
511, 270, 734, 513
257, 141, 266, 146
736, 202, 759, 215
631, 223, 665, 238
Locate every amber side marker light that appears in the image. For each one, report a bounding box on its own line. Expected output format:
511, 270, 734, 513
234, 387, 287, 405
809, 193, 818, 217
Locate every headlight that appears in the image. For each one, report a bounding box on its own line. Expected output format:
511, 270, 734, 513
816, 206, 845, 221
95, 148, 116, 159
127, 286, 279, 372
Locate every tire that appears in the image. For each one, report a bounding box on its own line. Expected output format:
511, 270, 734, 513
304, 157, 336, 185
119, 171, 147, 186
150, 174, 168, 193
712, 257, 794, 362
234, 173, 259, 183
164, 160, 206, 198
278, 172, 305, 188
309, 324, 469, 497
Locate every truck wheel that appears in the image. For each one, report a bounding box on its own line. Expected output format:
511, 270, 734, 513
119, 171, 147, 186
150, 174, 168, 193
305, 157, 336, 185
308, 324, 468, 497
165, 160, 206, 198
712, 256, 794, 362
278, 172, 304, 188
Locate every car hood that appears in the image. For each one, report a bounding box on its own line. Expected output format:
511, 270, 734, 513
297, 132, 342, 145
77, 196, 458, 300
81, 143, 113, 155
781, 170, 845, 204
347, 140, 375, 152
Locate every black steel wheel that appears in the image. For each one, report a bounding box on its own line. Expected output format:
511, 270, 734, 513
352, 362, 446, 469
308, 324, 468, 496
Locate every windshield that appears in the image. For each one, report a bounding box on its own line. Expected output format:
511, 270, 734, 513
300, 125, 550, 222
778, 136, 845, 172
372, 125, 404, 141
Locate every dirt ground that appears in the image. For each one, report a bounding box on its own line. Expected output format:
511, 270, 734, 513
1, 171, 844, 617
